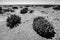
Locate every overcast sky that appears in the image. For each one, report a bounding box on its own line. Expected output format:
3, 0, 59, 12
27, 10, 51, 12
0, 0, 60, 4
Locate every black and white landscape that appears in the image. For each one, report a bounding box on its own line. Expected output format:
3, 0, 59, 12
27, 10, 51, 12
0, 5, 60, 40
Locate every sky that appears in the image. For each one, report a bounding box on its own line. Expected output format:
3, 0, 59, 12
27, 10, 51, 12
0, 0, 60, 4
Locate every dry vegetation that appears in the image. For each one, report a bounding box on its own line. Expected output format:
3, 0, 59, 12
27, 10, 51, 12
0, 6, 60, 40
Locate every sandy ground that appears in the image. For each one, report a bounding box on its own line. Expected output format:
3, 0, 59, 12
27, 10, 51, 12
0, 7, 60, 40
